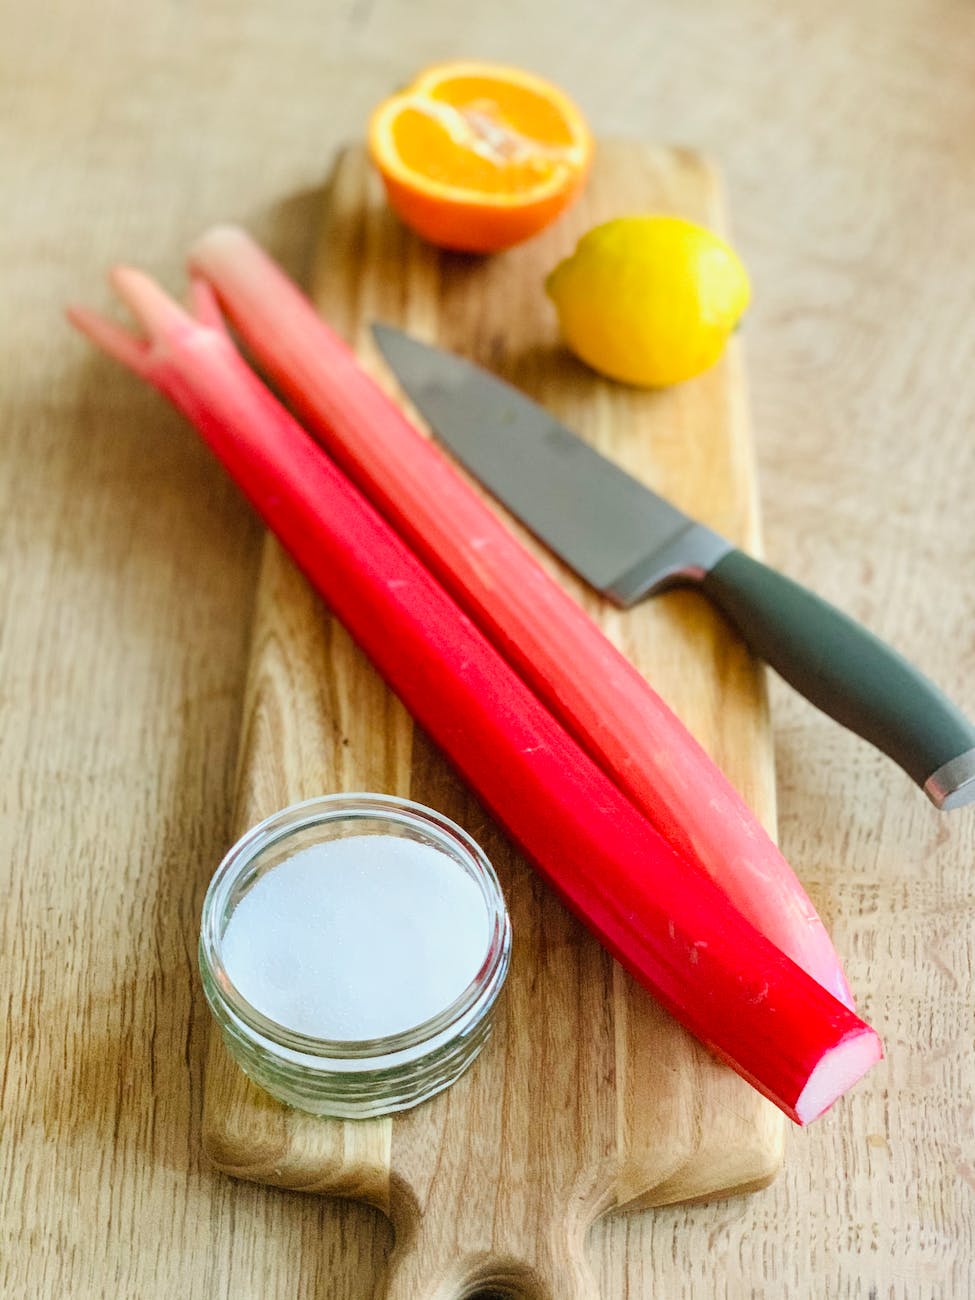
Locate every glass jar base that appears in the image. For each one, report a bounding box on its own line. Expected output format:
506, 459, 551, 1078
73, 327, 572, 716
222, 1023, 496, 1119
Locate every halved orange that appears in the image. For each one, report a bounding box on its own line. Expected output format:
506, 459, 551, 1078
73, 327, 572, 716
368, 61, 593, 253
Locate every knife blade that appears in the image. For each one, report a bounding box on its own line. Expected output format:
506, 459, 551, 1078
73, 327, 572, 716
372, 323, 975, 811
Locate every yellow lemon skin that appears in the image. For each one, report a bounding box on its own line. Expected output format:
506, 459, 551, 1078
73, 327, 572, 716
545, 215, 750, 387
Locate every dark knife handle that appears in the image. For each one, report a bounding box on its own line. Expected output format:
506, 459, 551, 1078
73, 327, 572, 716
701, 548, 975, 809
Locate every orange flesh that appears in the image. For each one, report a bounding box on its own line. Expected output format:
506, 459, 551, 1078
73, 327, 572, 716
389, 102, 568, 196
425, 75, 578, 146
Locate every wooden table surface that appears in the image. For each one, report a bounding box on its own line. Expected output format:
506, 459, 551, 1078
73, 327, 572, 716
3, 1, 974, 1296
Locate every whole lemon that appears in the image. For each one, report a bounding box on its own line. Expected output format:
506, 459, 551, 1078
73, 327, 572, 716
545, 215, 750, 387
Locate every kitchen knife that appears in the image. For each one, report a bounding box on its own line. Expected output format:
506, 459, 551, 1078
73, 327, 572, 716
372, 323, 975, 811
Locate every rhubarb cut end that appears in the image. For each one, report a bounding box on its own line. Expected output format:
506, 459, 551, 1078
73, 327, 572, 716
110, 266, 193, 343
793, 1029, 884, 1125
188, 224, 254, 273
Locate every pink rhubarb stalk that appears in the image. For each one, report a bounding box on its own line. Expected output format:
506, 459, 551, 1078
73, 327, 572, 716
189, 225, 854, 1009
68, 272, 879, 1122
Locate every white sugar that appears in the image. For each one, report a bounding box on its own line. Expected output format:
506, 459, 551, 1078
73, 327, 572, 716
220, 834, 491, 1040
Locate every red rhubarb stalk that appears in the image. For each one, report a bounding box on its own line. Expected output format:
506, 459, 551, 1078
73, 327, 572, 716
68, 272, 879, 1122
189, 226, 854, 1009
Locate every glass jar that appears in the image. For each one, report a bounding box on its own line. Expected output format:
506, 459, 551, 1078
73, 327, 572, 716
199, 793, 511, 1119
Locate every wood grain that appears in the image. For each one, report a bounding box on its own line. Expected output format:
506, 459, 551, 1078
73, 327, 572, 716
202, 143, 782, 1299
4, 1, 975, 1296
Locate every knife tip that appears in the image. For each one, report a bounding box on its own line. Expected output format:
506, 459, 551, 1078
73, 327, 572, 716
370, 320, 411, 369
369, 320, 401, 349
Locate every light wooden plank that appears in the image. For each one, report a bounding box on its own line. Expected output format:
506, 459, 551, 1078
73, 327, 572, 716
203, 143, 782, 1298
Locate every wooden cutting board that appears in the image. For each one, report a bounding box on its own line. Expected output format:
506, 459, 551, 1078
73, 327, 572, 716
203, 141, 785, 1299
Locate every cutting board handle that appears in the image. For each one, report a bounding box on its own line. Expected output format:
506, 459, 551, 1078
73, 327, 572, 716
380, 1200, 600, 1300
